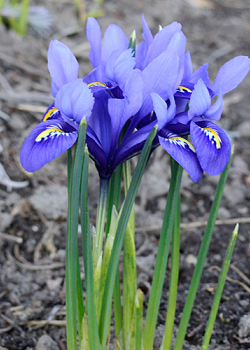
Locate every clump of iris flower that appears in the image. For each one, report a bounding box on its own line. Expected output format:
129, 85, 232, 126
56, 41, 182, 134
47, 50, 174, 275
152, 55, 250, 182
77, 16, 186, 178
20, 40, 94, 172
20, 16, 250, 183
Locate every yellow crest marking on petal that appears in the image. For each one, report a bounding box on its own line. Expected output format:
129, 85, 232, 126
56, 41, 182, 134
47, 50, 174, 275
35, 128, 64, 142
177, 85, 192, 93
204, 127, 221, 149
43, 108, 58, 121
88, 82, 108, 88
170, 136, 196, 152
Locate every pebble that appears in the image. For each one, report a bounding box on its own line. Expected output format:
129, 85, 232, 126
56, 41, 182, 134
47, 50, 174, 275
0, 212, 13, 232
36, 335, 59, 350
30, 185, 68, 220
185, 254, 198, 266
238, 314, 250, 338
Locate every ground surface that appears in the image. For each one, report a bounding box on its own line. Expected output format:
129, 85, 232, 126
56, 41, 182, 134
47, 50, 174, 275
0, 0, 250, 349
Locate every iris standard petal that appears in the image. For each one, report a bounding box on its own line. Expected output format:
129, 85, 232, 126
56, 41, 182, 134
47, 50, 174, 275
190, 120, 231, 176
190, 63, 210, 86
151, 92, 176, 130
211, 56, 250, 95
135, 15, 153, 70
48, 40, 79, 97
145, 22, 182, 66
20, 118, 78, 172
183, 51, 193, 81
141, 14, 153, 47
55, 79, 94, 124
105, 49, 135, 88
204, 95, 223, 121
158, 134, 203, 182
166, 31, 187, 89
188, 79, 211, 120
108, 70, 143, 150
101, 24, 128, 63
139, 49, 179, 118
87, 17, 102, 68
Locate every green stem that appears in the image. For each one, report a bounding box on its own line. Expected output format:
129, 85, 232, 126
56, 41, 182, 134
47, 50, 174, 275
80, 146, 101, 350
106, 167, 123, 336
173, 149, 234, 350
161, 193, 180, 350
142, 159, 183, 350
99, 126, 158, 348
201, 224, 238, 350
123, 160, 137, 349
66, 119, 87, 350
95, 177, 109, 265
106, 165, 122, 235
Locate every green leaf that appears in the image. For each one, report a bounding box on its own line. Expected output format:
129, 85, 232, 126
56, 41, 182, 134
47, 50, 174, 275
135, 289, 143, 350
18, 0, 29, 35
201, 224, 238, 350
142, 159, 183, 350
66, 119, 87, 350
80, 146, 101, 350
161, 192, 181, 350
173, 148, 234, 350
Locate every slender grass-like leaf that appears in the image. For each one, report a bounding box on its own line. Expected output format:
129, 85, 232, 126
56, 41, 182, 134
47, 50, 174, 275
80, 146, 101, 350
67, 149, 73, 191
76, 258, 85, 345
123, 160, 137, 349
99, 125, 158, 348
123, 222, 137, 349
135, 289, 143, 350
106, 166, 123, 337
18, 0, 29, 35
129, 30, 136, 57
106, 165, 122, 234
173, 148, 234, 350
94, 177, 109, 268
80, 314, 90, 350
201, 224, 238, 350
161, 193, 181, 350
142, 159, 183, 350
66, 119, 87, 350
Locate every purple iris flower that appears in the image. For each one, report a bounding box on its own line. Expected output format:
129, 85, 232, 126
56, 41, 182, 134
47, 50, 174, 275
152, 54, 250, 182
82, 16, 187, 178
20, 41, 94, 172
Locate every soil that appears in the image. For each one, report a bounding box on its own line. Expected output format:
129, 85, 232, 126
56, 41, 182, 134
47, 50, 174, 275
0, 0, 250, 349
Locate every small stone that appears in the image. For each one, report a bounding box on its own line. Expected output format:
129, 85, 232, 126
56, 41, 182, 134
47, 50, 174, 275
238, 314, 250, 338
218, 207, 231, 219
185, 254, 198, 266
46, 277, 63, 291
30, 185, 68, 220
36, 335, 59, 350
0, 212, 13, 231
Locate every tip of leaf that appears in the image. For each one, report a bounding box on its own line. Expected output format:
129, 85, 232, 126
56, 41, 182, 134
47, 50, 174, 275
231, 144, 235, 156
153, 124, 159, 132
233, 223, 239, 236
84, 144, 89, 154
80, 116, 87, 126
131, 29, 136, 40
